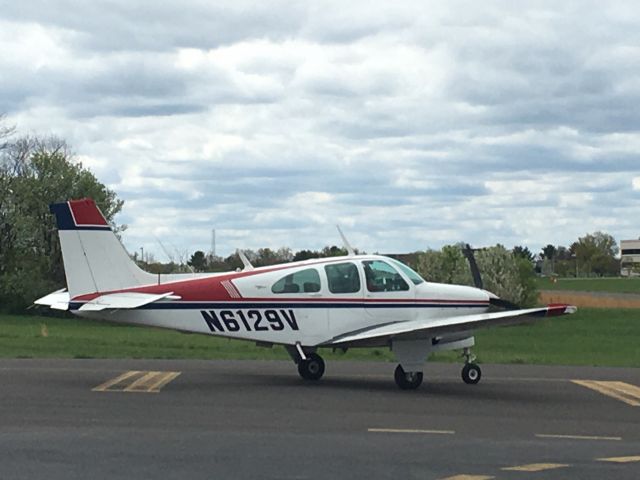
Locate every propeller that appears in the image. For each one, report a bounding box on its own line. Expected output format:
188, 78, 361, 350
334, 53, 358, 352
462, 243, 520, 310
462, 243, 483, 290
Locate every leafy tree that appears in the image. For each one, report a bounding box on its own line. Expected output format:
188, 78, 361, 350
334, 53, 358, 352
570, 231, 619, 276
555, 246, 572, 260
512, 245, 534, 262
293, 249, 319, 262
206, 254, 231, 272
416, 244, 473, 285
0, 134, 123, 311
222, 253, 244, 271
321, 245, 349, 257
541, 244, 557, 260
539, 244, 557, 275
476, 245, 537, 306
187, 251, 207, 272
252, 247, 293, 267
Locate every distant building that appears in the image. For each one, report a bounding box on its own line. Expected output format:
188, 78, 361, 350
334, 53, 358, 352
620, 239, 640, 277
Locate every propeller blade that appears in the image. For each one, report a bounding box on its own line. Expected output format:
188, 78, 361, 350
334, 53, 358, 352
462, 243, 483, 289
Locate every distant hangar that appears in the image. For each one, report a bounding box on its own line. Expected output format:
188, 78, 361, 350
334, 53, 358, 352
620, 239, 640, 276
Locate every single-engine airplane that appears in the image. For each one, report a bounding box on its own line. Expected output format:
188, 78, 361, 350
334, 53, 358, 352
36, 198, 576, 390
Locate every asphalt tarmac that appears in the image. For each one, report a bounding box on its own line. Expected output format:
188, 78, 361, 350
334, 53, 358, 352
0, 358, 638, 480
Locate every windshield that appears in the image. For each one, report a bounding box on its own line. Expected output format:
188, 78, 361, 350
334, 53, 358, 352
389, 259, 425, 285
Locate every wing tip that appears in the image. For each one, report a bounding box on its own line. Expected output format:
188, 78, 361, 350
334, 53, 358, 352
546, 303, 578, 316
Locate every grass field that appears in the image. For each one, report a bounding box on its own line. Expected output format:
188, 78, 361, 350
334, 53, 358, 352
1, 309, 638, 367
536, 276, 640, 294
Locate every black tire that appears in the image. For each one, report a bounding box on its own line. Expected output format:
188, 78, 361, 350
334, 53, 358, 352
394, 364, 423, 390
297, 353, 325, 381
461, 363, 481, 385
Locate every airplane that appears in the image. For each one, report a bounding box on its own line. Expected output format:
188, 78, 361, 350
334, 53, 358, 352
35, 198, 577, 390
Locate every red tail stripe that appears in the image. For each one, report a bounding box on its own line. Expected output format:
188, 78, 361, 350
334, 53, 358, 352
69, 199, 108, 226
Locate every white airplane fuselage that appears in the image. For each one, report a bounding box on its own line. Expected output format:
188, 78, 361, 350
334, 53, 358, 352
71, 255, 491, 347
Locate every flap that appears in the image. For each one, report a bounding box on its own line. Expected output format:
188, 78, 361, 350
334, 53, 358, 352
78, 291, 179, 311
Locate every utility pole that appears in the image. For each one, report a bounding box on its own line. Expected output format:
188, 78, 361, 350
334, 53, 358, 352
211, 229, 216, 258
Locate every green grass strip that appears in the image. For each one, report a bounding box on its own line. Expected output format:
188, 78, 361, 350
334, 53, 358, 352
0, 309, 638, 367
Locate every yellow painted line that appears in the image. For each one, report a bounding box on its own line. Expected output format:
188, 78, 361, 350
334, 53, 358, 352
597, 455, 640, 463
124, 371, 179, 393
145, 371, 181, 392
121, 371, 163, 392
604, 381, 640, 400
368, 428, 455, 435
93, 371, 181, 393
572, 380, 640, 407
536, 434, 622, 441
502, 463, 569, 472
438, 476, 494, 480
92, 370, 142, 392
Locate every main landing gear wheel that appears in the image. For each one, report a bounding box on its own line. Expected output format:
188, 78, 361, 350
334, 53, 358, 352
297, 353, 325, 381
394, 364, 423, 390
461, 363, 481, 385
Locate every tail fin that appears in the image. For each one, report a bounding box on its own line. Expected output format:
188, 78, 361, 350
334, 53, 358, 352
50, 198, 155, 298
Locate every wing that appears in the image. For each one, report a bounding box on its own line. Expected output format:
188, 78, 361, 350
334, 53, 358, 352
34, 290, 180, 311
323, 304, 577, 347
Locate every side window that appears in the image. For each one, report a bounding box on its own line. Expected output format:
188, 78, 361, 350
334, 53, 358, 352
325, 262, 361, 294
363, 260, 409, 292
271, 268, 321, 294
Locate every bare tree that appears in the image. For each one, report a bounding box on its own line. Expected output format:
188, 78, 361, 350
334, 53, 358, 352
0, 114, 16, 152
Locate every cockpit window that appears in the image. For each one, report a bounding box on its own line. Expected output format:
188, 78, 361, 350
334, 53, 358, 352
272, 268, 321, 294
389, 259, 425, 285
325, 262, 361, 294
363, 260, 410, 292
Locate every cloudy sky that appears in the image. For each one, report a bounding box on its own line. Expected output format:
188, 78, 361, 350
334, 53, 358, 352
2, 1, 639, 259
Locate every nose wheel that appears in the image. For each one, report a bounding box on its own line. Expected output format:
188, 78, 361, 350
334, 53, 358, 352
394, 364, 423, 390
461, 363, 481, 384
461, 347, 481, 385
297, 353, 325, 381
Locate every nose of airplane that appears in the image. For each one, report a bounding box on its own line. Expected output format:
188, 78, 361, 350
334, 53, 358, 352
416, 282, 492, 303
481, 288, 521, 310
484, 289, 499, 300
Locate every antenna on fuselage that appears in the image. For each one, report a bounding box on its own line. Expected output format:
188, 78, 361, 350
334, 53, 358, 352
237, 249, 255, 271
336, 225, 356, 256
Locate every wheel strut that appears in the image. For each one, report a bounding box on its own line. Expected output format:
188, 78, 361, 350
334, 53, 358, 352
462, 347, 476, 364
460, 347, 481, 385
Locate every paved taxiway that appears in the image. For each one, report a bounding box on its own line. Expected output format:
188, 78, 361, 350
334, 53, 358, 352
1, 359, 638, 480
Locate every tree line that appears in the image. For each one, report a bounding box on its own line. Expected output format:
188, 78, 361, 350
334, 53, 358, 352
0, 117, 625, 312
0, 118, 123, 311
511, 231, 620, 277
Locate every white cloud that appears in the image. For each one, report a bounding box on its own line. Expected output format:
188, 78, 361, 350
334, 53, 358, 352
2, 1, 640, 257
